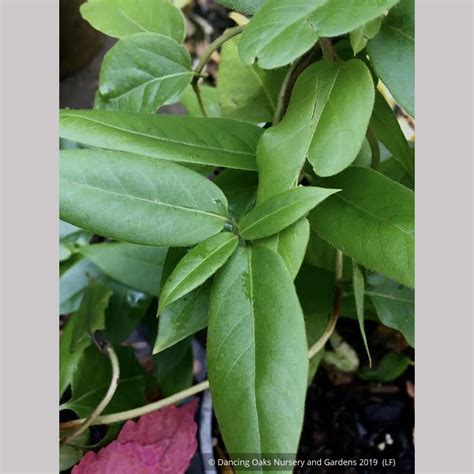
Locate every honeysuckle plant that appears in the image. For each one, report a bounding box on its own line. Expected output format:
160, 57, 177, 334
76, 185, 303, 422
59, 0, 414, 470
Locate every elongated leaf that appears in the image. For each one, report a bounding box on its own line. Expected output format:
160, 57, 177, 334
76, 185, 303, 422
352, 261, 371, 365
59, 110, 262, 170
80, 0, 186, 43
207, 246, 308, 457
370, 90, 414, 178
368, 0, 414, 116
257, 218, 310, 279
62, 345, 147, 417
96, 33, 193, 113
60, 257, 104, 314
213, 170, 258, 220
217, 37, 286, 123
216, 0, 266, 15
70, 282, 113, 353
350, 16, 382, 55
366, 273, 414, 346
80, 243, 168, 296
309, 167, 414, 288
160, 232, 238, 311
240, 186, 339, 240
379, 156, 414, 189
359, 351, 411, 382
60, 319, 86, 397
153, 283, 210, 354
154, 338, 193, 397
239, 0, 398, 69
60, 149, 228, 247
256, 60, 374, 203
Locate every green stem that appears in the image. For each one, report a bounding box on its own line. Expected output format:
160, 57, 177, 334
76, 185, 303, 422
273, 61, 297, 124
61, 344, 120, 444
367, 126, 380, 170
191, 25, 245, 116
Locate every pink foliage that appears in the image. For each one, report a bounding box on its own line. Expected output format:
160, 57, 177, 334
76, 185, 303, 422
72, 400, 199, 474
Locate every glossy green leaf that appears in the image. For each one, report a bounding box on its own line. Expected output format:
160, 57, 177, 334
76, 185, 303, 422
218, 37, 286, 123
154, 338, 193, 396
160, 232, 238, 311
379, 156, 414, 189
216, 0, 266, 14
207, 246, 308, 457
60, 257, 104, 314
179, 85, 221, 117
257, 218, 310, 279
309, 167, 414, 288
154, 283, 210, 354
256, 60, 374, 203
213, 170, 258, 220
368, 0, 414, 116
62, 345, 147, 417
239, 0, 398, 69
352, 261, 371, 365
370, 89, 414, 178
96, 33, 193, 113
59, 109, 262, 170
366, 273, 414, 346
80, 0, 186, 42
80, 243, 168, 296
70, 282, 113, 353
60, 149, 228, 247
359, 351, 411, 382
60, 319, 86, 397
240, 186, 339, 240
350, 16, 382, 55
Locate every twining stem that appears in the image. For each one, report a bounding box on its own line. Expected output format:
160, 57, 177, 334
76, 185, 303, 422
366, 126, 380, 170
61, 341, 120, 445
319, 37, 341, 64
191, 25, 245, 116
60, 310, 343, 431
272, 62, 298, 125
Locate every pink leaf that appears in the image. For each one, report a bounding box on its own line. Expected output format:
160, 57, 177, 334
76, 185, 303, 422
72, 400, 199, 474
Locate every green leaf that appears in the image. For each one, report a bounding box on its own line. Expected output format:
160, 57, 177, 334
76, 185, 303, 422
256, 60, 374, 203
207, 246, 308, 457
102, 279, 152, 344
80, 243, 168, 296
60, 319, 86, 398
216, 0, 266, 15
59, 220, 91, 262
240, 186, 339, 240
239, 0, 398, 69
366, 273, 414, 346
179, 85, 221, 117
217, 37, 287, 123
62, 345, 147, 417
368, 0, 414, 116
379, 156, 414, 189
257, 218, 310, 279
70, 282, 113, 353
154, 338, 193, 396
309, 167, 414, 288
60, 257, 104, 314
60, 445, 83, 471
370, 89, 414, 178
96, 33, 193, 113
160, 232, 238, 311
359, 351, 411, 382
154, 283, 210, 354
80, 0, 186, 43
213, 170, 258, 220
350, 16, 382, 55
60, 149, 228, 247
59, 109, 262, 170
352, 261, 371, 365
